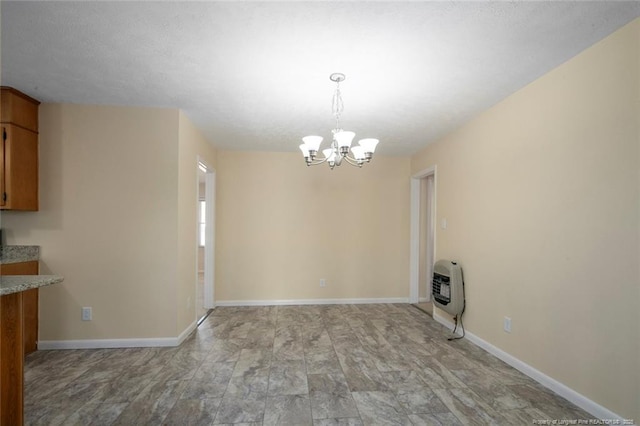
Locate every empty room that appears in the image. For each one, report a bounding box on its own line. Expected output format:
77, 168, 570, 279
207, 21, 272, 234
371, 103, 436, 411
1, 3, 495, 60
0, 2, 638, 425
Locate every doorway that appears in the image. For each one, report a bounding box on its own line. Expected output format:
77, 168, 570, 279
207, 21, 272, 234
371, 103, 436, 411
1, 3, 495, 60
410, 166, 436, 315
197, 159, 215, 324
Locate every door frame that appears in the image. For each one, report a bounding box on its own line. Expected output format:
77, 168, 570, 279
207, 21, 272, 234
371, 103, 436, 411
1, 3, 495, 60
409, 165, 436, 303
198, 158, 216, 309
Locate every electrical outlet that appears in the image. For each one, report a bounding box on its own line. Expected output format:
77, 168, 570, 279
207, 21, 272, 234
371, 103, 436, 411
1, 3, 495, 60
503, 316, 512, 333
82, 307, 92, 321
320, 279, 326, 287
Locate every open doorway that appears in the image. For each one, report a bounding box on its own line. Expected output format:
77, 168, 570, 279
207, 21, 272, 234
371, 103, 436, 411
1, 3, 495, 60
197, 159, 215, 325
410, 166, 436, 315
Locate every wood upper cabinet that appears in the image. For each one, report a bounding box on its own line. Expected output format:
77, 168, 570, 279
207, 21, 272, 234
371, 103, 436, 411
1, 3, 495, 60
0, 261, 39, 355
0, 87, 40, 211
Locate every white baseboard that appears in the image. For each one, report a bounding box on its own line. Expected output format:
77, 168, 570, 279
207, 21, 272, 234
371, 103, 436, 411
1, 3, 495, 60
215, 297, 409, 307
177, 320, 198, 344
418, 297, 431, 303
432, 311, 629, 423
38, 320, 197, 350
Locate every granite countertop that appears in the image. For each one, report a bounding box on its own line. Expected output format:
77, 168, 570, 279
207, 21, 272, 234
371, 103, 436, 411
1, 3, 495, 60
0, 275, 64, 296
0, 245, 40, 264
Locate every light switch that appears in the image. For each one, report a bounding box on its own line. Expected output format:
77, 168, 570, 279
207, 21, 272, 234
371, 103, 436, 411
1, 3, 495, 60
82, 307, 92, 321
440, 219, 447, 229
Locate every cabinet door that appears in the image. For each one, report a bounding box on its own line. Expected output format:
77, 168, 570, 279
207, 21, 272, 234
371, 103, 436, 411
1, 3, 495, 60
0, 126, 5, 208
0, 291, 24, 425
2, 125, 38, 211
1, 261, 39, 355
0, 87, 39, 132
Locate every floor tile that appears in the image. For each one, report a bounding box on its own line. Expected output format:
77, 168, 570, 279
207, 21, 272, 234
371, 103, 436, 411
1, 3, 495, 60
163, 398, 221, 426
23, 304, 594, 425
407, 412, 464, 426
63, 402, 129, 426
433, 388, 506, 425
305, 347, 343, 375
339, 355, 389, 392
112, 379, 189, 425
307, 373, 350, 393
395, 388, 449, 414
382, 370, 429, 393
268, 359, 308, 396
232, 348, 272, 377
24, 403, 73, 426
214, 394, 266, 424
351, 391, 412, 425
263, 394, 312, 425
309, 390, 359, 420
273, 332, 305, 361
226, 372, 270, 397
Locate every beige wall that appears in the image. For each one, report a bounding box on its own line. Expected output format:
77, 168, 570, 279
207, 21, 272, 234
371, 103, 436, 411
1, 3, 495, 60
1, 105, 216, 341
411, 19, 639, 420
177, 110, 217, 332
216, 151, 410, 302
2, 104, 181, 339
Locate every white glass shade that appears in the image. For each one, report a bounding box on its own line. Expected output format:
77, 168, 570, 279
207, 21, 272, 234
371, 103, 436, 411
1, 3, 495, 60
335, 131, 355, 149
299, 144, 310, 158
302, 135, 323, 152
351, 145, 365, 161
358, 138, 379, 153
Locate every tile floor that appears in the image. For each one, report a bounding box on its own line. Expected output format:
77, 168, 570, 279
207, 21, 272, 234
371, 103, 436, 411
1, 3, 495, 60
25, 304, 592, 425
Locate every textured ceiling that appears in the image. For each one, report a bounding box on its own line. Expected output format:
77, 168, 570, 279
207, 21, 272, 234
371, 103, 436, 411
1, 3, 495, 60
1, 1, 638, 156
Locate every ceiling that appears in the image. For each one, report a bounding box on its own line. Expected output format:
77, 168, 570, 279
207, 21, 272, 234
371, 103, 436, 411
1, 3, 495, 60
1, 2, 638, 156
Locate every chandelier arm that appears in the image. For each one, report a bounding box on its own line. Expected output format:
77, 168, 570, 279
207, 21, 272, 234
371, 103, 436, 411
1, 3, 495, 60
307, 156, 329, 166
342, 154, 364, 167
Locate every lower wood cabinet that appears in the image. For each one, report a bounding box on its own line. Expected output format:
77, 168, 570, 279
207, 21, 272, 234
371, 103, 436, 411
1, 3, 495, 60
0, 261, 38, 355
0, 291, 24, 425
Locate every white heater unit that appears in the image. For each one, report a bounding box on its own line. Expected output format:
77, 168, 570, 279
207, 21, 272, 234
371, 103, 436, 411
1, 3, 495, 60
432, 259, 465, 316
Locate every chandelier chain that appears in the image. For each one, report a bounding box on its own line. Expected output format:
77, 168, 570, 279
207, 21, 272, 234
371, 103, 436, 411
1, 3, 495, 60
332, 82, 343, 119
332, 80, 344, 134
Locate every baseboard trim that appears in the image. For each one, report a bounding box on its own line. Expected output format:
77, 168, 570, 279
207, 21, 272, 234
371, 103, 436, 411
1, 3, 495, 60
38, 320, 198, 350
38, 338, 176, 350
215, 297, 409, 307
178, 320, 198, 345
432, 311, 628, 422
418, 297, 431, 303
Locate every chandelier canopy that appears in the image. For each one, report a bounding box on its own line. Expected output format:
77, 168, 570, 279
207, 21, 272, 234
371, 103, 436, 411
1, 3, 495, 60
299, 73, 379, 169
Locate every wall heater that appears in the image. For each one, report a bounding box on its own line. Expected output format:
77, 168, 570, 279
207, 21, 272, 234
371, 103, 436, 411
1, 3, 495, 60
432, 259, 465, 316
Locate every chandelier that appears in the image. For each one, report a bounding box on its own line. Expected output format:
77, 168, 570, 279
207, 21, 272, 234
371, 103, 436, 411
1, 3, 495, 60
299, 73, 379, 169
